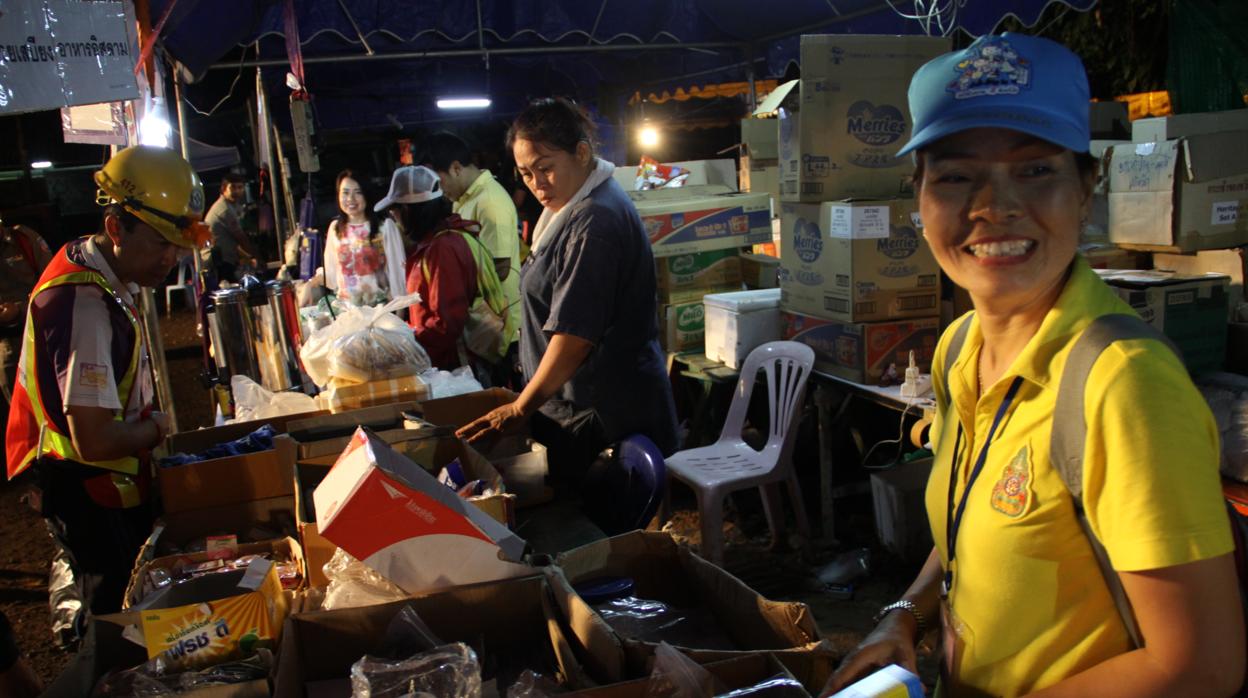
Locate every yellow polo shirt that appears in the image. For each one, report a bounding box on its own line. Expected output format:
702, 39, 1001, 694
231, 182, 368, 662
453, 170, 522, 345
926, 257, 1233, 697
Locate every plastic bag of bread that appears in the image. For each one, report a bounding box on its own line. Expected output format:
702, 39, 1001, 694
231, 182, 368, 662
301, 293, 432, 388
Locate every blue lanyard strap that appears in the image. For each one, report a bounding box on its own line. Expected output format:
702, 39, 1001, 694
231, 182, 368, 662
943, 375, 1025, 594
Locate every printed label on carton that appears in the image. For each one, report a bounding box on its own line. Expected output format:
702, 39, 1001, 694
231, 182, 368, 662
1212, 201, 1240, 226
791, 216, 824, 265
829, 205, 890, 239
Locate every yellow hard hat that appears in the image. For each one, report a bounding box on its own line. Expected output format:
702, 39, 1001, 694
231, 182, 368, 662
94, 145, 211, 249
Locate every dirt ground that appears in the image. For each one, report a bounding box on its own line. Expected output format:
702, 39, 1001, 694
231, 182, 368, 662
0, 302, 938, 691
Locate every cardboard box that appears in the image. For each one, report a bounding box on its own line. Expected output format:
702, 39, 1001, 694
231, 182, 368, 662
136, 556, 290, 670
779, 200, 940, 322
298, 426, 516, 527
416, 389, 551, 508
1132, 109, 1248, 143
739, 162, 780, 208
75, 612, 270, 697
293, 462, 337, 589
630, 185, 772, 258
126, 536, 304, 609
546, 531, 820, 684
782, 312, 939, 384
314, 375, 427, 413
1098, 269, 1231, 373
273, 575, 590, 697
1154, 248, 1246, 310
655, 248, 743, 300
740, 252, 780, 289
160, 411, 325, 516
563, 653, 804, 697
778, 35, 949, 202
660, 298, 709, 352
312, 428, 531, 595
741, 118, 779, 160
1105, 132, 1248, 252
285, 401, 420, 445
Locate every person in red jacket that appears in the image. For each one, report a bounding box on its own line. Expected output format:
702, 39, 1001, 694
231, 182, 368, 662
376, 166, 478, 370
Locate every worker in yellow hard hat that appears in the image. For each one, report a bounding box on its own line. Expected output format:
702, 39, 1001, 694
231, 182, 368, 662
5, 145, 209, 618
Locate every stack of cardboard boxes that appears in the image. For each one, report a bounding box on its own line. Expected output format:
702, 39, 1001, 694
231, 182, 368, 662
775, 34, 949, 383
629, 184, 774, 352
1102, 109, 1248, 373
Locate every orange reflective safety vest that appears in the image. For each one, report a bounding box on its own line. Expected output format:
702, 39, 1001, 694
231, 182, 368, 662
5, 242, 148, 508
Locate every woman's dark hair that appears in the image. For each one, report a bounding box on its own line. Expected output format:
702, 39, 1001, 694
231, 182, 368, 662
390, 196, 452, 242
505, 97, 597, 156
333, 169, 381, 240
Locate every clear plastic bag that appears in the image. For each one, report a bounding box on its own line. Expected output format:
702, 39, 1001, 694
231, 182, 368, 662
230, 375, 318, 422
322, 548, 408, 611
506, 670, 564, 698
419, 366, 484, 399
92, 648, 273, 696
301, 293, 431, 388
349, 643, 481, 698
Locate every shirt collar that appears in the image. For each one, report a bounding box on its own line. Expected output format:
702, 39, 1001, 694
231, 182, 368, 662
458, 169, 494, 204
950, 256, 1125, 392
81, 236, 139, 309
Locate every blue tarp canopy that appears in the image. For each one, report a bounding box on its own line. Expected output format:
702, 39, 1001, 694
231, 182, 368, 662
156, 0, 1097, 132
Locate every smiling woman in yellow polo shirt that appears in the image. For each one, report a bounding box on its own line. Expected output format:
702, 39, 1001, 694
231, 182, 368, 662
823, 34, 1244, 697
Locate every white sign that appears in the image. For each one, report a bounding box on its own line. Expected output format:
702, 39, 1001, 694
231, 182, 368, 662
1211, 201, 1240, 226
828, 204, 890, 239
0, 0, 139, 115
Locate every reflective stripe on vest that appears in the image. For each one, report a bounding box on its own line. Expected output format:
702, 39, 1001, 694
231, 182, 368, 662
6, 245, 142, 480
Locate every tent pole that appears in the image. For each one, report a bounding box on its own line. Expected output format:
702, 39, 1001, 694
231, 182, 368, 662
173, 72, 207, 297
209, 41, 745, 70
745, 47, 758, 112
255, 67, 286, 261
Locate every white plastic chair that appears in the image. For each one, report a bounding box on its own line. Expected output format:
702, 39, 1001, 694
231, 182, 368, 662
663, 340, 815, 563
164, 255, 195, 316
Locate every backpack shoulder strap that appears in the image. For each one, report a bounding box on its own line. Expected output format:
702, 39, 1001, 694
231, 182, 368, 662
940, 312, 975, 401
1051, 312, 1181, 649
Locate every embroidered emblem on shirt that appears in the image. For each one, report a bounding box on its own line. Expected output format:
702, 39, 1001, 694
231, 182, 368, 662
78, 362, 109, 389
990, 445, 1031, 518
948, 37, 1031, 99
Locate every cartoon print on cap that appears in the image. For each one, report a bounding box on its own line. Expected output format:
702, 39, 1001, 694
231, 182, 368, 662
949, 37, 1031, 99
990, 445, 1032, 518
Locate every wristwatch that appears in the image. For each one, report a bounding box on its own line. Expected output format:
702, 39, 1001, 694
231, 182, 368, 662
873, 599, 926, 637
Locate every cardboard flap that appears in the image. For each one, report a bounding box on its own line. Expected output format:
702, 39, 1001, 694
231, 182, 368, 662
753, 79, 798, 117
1182, 131, 1248, 183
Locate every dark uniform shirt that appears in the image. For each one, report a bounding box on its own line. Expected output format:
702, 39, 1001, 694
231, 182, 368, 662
518, 178, 678, 455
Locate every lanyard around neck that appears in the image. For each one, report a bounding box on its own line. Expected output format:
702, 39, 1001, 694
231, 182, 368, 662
943, 375, 1024, 595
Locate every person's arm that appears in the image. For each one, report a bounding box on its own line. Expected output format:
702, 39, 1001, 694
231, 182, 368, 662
381, 219, 408, 300
1026, 555, 1244, 698
228, 209, 259, 260
65, 406, 168, 462
821, 548, 943, 695
457, 332, 592, 442
322, 221, 340, 291
476, 198, 519, 282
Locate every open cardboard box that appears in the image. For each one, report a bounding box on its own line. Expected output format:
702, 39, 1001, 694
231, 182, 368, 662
293, 462, 338, 589
298, 425, 515, 528
563, 652, 810, 697
284, 401, 421, 446
416, 388, 551, 507
312, 428, 530, 596
61, 611, 271, 697
125, 536, 305, 610
546, 531, 822, 686
272, 575, 592, 697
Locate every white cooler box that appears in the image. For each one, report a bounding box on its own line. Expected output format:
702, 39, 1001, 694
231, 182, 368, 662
703, 288, 783, 369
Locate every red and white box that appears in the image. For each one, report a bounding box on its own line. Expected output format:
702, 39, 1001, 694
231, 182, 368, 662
313, 427, 531, 595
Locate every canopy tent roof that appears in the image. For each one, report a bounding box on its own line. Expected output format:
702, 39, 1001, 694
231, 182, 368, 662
157, 0, 1097, 133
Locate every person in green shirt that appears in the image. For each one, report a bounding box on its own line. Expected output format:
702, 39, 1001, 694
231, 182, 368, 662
421, 133, 522, 386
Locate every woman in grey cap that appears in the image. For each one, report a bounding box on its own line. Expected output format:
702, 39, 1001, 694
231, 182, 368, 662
825, 34, 1243, 697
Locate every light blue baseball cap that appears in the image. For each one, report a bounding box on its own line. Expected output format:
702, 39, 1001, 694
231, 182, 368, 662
897, 32, 1090, 156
